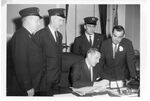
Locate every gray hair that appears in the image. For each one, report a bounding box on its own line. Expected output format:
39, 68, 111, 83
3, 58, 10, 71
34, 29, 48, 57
86, 48, 100, 57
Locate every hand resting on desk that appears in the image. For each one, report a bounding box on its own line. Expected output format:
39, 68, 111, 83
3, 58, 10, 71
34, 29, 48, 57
93, 79, 109, 87
71, 79, 109, 95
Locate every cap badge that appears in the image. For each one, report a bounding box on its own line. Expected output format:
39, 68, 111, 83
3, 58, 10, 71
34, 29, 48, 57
37, 8, 39, 12
92, 18, 95, 21
56, 13, 60, 16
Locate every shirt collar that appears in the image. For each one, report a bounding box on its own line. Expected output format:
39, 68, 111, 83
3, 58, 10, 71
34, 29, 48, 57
85, 59, 92, 69
48, 24, 56, 34
23, 26, 33, 34
85, 32, 94, 39
112, 43, 119, 45
112, 43, 119, 47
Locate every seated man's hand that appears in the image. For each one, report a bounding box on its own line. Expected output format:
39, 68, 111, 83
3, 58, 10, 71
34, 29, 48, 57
93, 79, 109, 87
27, 88, 35, 96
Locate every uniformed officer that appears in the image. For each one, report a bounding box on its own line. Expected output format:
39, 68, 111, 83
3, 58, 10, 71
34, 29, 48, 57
32, 8, 66, 96
72, 17, 105, 57
10, 7, 44, 96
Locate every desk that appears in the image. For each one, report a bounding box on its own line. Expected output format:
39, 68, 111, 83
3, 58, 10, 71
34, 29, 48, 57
53, 87, 139, 97
54, 92, 138, 97
54, 93, 110, 97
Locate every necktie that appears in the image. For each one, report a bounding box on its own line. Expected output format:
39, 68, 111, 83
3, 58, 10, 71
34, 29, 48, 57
55, 31, 58, 42
89, 36, 92, 46
113, 44, 117, 59
28, 33, 33, 38
90, 67, 93, 82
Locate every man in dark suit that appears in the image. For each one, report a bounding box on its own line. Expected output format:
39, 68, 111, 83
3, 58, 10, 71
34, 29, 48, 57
100, 25, 137, 82
72, 17, 105, 57
71, 48, 109, 88
10, 7, 44, 96
32, 8, 66, 96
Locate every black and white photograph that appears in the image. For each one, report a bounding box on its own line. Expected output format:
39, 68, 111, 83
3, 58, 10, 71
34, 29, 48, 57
1, 0, 150, 100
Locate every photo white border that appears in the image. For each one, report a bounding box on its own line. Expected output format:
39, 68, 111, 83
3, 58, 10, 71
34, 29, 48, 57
1, 0, 150, 101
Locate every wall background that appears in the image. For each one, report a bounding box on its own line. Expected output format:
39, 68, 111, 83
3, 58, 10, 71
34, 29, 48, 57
7, 4, 140, 51
125, 5, 140, 51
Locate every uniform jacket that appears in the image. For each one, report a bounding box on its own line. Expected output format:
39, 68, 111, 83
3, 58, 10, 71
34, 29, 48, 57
32, 26, 62, 90
11, 27, 44, 95
72, 33, 104, 57
100, 38, 136, 80
71, 59, 101, 88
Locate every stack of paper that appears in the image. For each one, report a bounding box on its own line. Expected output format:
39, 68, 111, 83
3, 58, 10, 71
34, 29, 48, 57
71, 86, 107, 96
54, 93, 76, 97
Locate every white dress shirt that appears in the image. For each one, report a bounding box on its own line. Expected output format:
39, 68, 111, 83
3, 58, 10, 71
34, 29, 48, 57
48, 25, 57, 42
85, 59, 93, 82
112, 43, 119, 58
85, 33, 94, 46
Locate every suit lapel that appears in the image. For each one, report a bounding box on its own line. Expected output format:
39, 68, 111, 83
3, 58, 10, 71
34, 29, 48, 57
110, 39, 123, 60
88, 33, 100, 47
56, 31, 62, 45
115, 39, 124, 60
82, 34, 91, 47
46, 27, 58, 45
93, 66, 100, 81
93, 34, 97, 47
109, 39, 114, 59
115, 43, 120, 59
22, 27, 33, 39
82, 60, 91, 81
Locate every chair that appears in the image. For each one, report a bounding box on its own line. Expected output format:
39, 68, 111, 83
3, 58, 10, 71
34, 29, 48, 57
59, 52, 84, 87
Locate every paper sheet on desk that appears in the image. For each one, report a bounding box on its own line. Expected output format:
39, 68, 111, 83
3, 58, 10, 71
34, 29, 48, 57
54, 93, 77, 97
71, 86, 107, 96
106, 88, 139, 97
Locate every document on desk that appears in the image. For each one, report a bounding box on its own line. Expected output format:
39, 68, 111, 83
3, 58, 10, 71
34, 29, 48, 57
54, 93, 77, 97
71, 86, 108, 96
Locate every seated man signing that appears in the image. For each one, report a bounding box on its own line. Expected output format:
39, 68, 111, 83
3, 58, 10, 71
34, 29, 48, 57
71, 48, 109, 89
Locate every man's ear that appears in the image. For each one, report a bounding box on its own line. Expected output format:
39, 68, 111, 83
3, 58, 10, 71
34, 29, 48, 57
84, 25, 86, 29
123, 34, 125, 38
87, 53, 90, 58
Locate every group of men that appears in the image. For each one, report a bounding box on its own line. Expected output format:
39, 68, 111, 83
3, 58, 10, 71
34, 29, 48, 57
8, 7, 137, 96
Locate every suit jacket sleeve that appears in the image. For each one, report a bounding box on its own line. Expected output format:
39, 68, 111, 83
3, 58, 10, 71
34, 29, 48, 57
98, 34, 105, 52
126, 41, 136, 78
13, 34, 32, 91
99, 42, 105, 78
71, 63, 93, 88
32, 31, 43, 48
72, 38, 81, 55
